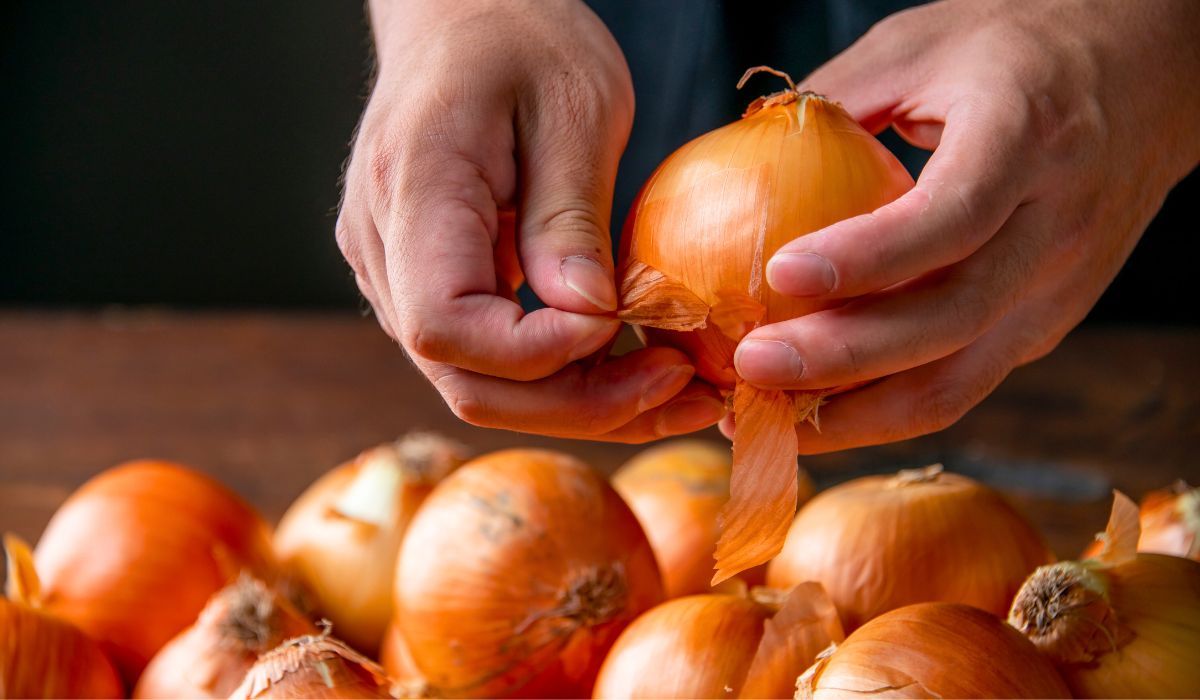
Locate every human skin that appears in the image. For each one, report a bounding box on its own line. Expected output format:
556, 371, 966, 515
341, 0, 1198, 447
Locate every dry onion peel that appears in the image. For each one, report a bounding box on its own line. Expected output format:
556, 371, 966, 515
230, 631, 398, 699
616, 67, 914, 583
1082, 480, 1200, 561
1009, 489, 1200, 697
740, 582, 845, 699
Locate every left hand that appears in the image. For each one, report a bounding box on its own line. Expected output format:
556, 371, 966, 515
728, 0, 1200, 453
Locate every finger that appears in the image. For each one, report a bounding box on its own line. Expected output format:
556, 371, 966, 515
766, 97, 1034, 301
420, 347, 724, 440
514, 78, 631, 314
337, 206, 402, 340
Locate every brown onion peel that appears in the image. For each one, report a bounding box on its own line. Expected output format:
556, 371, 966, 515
740, 582, 845, 699
1083, 481, 1200, 561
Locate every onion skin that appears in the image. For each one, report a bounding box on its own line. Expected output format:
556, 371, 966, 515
0, 597, 124, 698
1009, 554, 1200, 698
133, 576, 316, 698
274, 434, 467, 653
798, 602, 1070, 699
379, 620, 427, 696
1082, 481, 1200, 561
32, 460, 278, 682
767, 466, 1052, 631
229, 633, 397, 699
394, 449, 663, 698
593, 594, 771, 699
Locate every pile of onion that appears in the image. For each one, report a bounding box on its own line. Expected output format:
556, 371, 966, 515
616, 67, 914, 583
1081, 480, 1199, 561
612, 440, 814, 597
1009, 490, 1200, 697
30, 459, 278, 681
798, 602, 1069, 698
133, 574, 316, 698
230, 631, 398, 699
1, 534, 124, 698
593, 583, 843, 699
394, 448, 663, 698
767, 465, 1051, 631
274, 432, 468, 653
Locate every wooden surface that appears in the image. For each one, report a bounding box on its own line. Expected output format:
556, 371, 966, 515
2, 310, 1197, 573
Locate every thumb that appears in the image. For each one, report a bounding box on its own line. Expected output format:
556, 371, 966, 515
515, 86, 630, 314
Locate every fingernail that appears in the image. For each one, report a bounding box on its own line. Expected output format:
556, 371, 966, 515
735, 339, 804, 385
638, 365, 695, 412
657, 397, 727, 435
560, 256, 617, 311
768, 253, 836, 296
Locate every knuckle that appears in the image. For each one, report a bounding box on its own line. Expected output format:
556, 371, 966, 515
913, 379, 977, 434
436, 382, 489, 427
944, 279, 995, 338
400, 314, 448, 363
334, 219, 364, 272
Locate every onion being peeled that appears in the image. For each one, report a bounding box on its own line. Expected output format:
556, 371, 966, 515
612, 440, 814, 598
1, 535, 124, 698
616, 67, 914, 583
274, 432, 467, 653
767, 465, 1051, 631
1009, 490, 1200, 697
798, 602, 1070, 699
230, 632, 397, 699
31, 460, 278, 682
394, 449, 663, 698
133, 575, 315, 698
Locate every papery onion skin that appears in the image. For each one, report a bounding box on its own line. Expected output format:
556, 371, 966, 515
1082, 481, 1200, 561
229, 633, 397, 699
1009, 554, 1200, 698
1, 595, 124, 698
394, 449, 663, 698
798, 602, 1070, 699
133, 575, 316, 699
613, 440, 815, 598
767, 466, 1052, 631
274, 433, 468, 653
32, 460, 278, 682
593, 594, 771, 699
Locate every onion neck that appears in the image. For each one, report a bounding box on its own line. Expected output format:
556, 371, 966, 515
888, 464, 944, 487
332, 432, 466, 526
1007, 561, 1130, 664
3, 533, 42, 607
213, 575, 287, 652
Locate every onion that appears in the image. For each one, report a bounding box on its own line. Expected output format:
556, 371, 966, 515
593, 583, 842, 699
616, 67, 914, 582
379, 620, 427, 696
274, 433, 467, 653
798, 602, 1070, 699
229, 631, 398, 699
394, 448, 663, 698
1009, 490, 1200, 697
31, 459, 277, 682
133, 575, 315, 698
767, 465, 1052, 631
1082, 480, 1199, 561
612, 440, 815, 598
1, 535, 124, 698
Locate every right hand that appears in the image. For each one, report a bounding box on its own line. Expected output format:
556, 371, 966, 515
337, 0, 725, 442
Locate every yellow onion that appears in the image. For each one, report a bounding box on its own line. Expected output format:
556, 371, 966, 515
274, 433, 467, 653
31, 460, 278, 682
394, 449, 663, 698
133, 575, 315, 698
799, 602, 1070, 699
594, 583, 843, 699
1009, 490, 1200, 697
1082, 480, 1199, 561
612, 440, 815, 598
229, 632, 398, 699
768, 465, 1051, 631
616, 67, 914, 583
379, 620, 427, 697
1, 534, 124, 698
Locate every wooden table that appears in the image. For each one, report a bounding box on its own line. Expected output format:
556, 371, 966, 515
2, 310, 1197, 574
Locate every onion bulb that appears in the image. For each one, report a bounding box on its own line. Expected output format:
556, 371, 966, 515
768, 465, 1052, 631
799, 602, 1069, 698
1009, 490, 1200, 697
1, 534, 124, 698
379, 620, 427, 697
274, 433, 468, 653
1082, 480, 1199, 561
133, 575, 315, 698
229, 631, 398, 699
594, 583, 843, 699
394, 449, 663, 698
612, 440, 815, 598
616, 67, 914, 583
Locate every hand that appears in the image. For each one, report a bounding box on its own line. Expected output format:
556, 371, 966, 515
337, 0, 724, 442
729, 0, 1200, 452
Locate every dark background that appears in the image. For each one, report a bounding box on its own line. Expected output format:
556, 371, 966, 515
3, 1, 1196, 323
